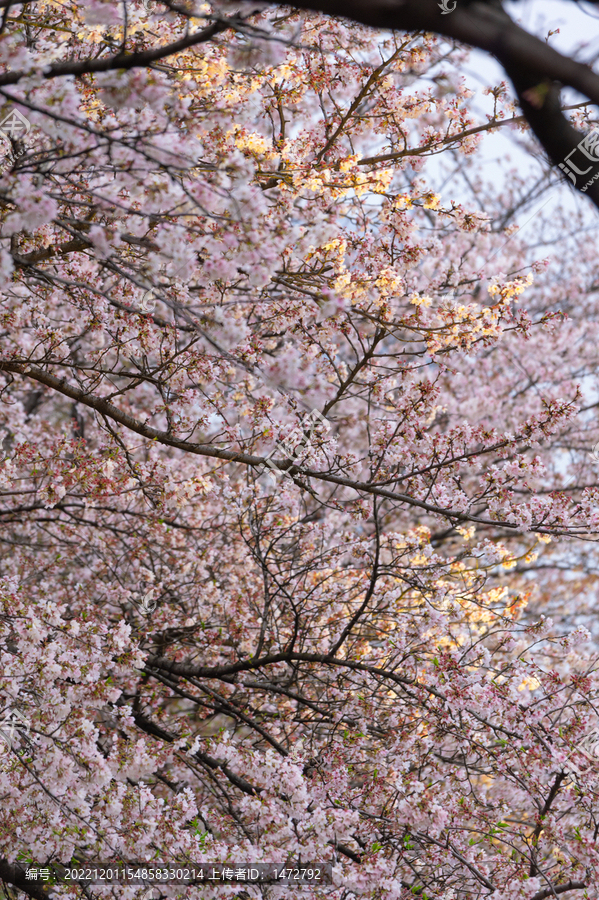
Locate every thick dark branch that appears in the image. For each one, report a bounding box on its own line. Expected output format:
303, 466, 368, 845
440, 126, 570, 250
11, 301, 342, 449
505, 71, 599, 206
13, 239, 89, 266
132, 709, 261, 795
0, 860, 52, 900
530, 882, 587, 900
12, 232, 159, 268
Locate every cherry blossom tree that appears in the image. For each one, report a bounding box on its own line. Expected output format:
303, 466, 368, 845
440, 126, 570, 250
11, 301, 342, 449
260, 0, 599, 208
2, 2, 599, 900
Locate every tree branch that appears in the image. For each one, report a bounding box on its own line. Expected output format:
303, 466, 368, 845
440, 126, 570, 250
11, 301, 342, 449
0, 860, 52, 900
0, 17, 230, 87
0, 359, 585, 536
530, 881, 587, 900
132, 709, 261, 796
